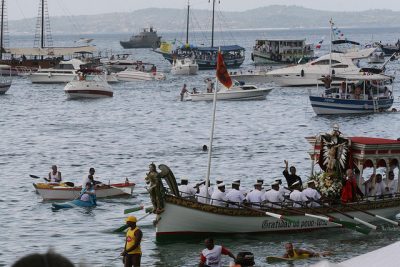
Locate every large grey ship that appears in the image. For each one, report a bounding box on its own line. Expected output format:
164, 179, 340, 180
120, 27, 162, 49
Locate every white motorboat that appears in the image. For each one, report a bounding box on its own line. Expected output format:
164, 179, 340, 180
369, 50, 385, 64
64, 70, 113, 99
30, 59, 84, 84
186, 81, 272, 101
0, 65, 12, 94
171, 58, 198, 75
115, 68, 166, 81
309, 73, 394, 115
265, 51, 376, 87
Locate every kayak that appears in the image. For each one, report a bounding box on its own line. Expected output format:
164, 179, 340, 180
51, 199, 96, 210
266, 256, 295, 263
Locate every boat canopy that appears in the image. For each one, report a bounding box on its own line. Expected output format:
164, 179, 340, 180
197, 45, 245, 52
331, 73, 393, 81
5, 46, 96, 56
332, 40, 361, 46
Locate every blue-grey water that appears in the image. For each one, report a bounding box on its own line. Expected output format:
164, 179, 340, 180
1, 28, 400, 266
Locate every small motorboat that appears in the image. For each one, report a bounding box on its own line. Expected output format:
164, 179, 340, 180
115, 68, 166, 81
185, 80, 273, 101
64, 69, 113, 99
0, 65, 12, 94
34, 181, 135, 200
30, 59, 84, 84
171, 58, 198, 75
51, 199, 97, 210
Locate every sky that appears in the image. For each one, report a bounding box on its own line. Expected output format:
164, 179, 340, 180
7, 0, 400, 20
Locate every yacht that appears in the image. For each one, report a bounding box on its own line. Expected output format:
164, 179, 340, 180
171, 58, 198, 75
64, 70, 113, 99
0, 65, 12, 94
30, 59, 84, 84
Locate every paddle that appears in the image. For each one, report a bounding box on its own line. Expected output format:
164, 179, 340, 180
30, 174, 74, 187
113, 213, 152, 233
124, 205, 144, 214
234, 202, 298, 224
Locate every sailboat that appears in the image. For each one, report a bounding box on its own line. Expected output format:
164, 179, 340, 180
154, 0, 245, 70
0, 0, 95, 74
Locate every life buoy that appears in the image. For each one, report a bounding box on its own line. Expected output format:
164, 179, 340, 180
300, 69, 304, 77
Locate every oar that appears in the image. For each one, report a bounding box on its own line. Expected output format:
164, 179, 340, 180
124, 205, 144, 214
309, 198, 377, 230
235, 203, 298, 224
30, 174, 42, 179
334, 199, 400, 226
113, 213, 152, 233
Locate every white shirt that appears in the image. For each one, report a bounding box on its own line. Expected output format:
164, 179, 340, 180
302, 188, 321, 207
290, 189, 307, 207
225, 188, 245, 208
263, 189, 284, 208
386, 179, 398, 196
374, 181, 386, 197
201, 245, 223, 267
246, 189, 263, 208
49, 171, 61, 183
196, 185, 213, 204
211, 189, 228, 207
279, 186, 291, 197
82, 176, 91, 187
178, 184, 197, 197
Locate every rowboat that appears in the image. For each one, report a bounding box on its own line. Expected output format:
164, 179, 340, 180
33, 181, 135, 200
51, 199, 96, 210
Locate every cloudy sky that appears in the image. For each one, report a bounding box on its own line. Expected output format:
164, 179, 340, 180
7, 0, 400, 20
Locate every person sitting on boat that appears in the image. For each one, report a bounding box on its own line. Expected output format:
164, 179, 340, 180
384, 171, 397, 197
289, 181, 307, 207
275, 178, 290, 197
180, 84, 188, 101
341, 169, 364, 203
45, 165, 62, 183
80, 182, 96, 204
211, 183, 228, 207
205, 78, 213, 93
245, 183, 264, 208
354, 85, 362, 100
373, 174, 386, 199
192, 87, 198, 94
283, 160, 303, 188
82, 168, 103, 188
178, 178, 197, 198
256, 179, 266, 193
302, 180, 321, 207
199, 237, 236, 267
283, 242, 330, 259
196, 180, 213, 204
263, 181, 284, 208
226, 181, 245, 208
322, 75, 332, 89
340, 82, 347, 99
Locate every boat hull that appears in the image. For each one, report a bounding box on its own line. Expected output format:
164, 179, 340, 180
189, 88, 272, 101
116, 70, 166, 81
64, 80, 113, 99
309, 96, 394, 115
155, 195, 400, 241
0, 80, 12, 94
33, 182, 135, 200
30, 73, 77, 84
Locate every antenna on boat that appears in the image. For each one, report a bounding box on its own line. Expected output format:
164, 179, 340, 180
186, 0, 190, 46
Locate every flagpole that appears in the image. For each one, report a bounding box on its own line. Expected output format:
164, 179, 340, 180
205, 50, 220, 203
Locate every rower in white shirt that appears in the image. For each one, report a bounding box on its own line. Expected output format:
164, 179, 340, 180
374, 174, 386, 198
385, 171, 397, 197
289, 181, 307, 207
263, 181, 284, 208
275, 178, 291, 197
302, 180, 321, 207
196, 181, 214, 204
178, 178, 198, 198
231, 179, 247, 196
226, 181, 245, 208
213, 179, 224, 193
246, 183, 264, 208
211, 183, 228, 207
257, 179, 266, 193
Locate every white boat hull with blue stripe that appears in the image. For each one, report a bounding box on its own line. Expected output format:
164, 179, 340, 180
310, 96, 394, 115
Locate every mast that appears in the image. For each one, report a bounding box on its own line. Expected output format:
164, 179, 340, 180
211, 0, 216, 48
0, 0, 4, 59
185, 0, 190, 45
329, 18, 333, 76
41, 0, 44, 48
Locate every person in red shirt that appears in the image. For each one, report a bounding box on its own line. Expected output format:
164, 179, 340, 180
341, 169, 364, 203
199, 238, 235, 267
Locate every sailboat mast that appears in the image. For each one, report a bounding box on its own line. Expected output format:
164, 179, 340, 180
41, 0, 44, 48
0, 0, 4, 59
329, 18, 333, 76
186, 0, 190, 45
211, 0, 216, 48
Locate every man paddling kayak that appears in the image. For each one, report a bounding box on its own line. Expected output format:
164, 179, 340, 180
283, 242, 330, 259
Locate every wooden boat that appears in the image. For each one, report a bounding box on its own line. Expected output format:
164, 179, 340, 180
51, 199, 96, 210
33, 181, 135, 200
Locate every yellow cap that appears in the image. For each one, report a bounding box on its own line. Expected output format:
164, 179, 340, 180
126, 216, 137, 223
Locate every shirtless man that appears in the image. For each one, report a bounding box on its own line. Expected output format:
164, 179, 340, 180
283, 242, 330, 259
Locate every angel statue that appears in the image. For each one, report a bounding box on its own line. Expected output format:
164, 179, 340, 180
145, 163, 164, 214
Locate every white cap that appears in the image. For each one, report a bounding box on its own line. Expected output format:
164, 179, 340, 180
307, 180, 315, 185
271, 181, 280, 186
232, 181, 240, 186
233, 179, 241, 183
217, 183, 225, 188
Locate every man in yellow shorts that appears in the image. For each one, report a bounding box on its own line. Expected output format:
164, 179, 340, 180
121, 216, 143, 267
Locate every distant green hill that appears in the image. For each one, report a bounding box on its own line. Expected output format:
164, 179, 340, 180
8, 5, 400, 35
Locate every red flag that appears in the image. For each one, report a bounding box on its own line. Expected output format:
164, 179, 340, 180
216, 51, 232, 88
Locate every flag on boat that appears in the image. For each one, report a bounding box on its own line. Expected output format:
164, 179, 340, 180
216, 51, 232, 88
316, 38, 324, 49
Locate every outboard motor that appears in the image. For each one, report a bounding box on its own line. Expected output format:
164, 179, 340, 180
235, 252, 255, 267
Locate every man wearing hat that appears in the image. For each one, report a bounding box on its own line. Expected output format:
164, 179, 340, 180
196, 180, 214, 204
289, 181, 307, 208
211, 183, 228, 207
121, 216, 142, 267
302, 180, 322, 207
275, 178, 291, 197
283, 160, 303, 188
257, 179, 266, 193
226, 181, 245, 208
263, 181, 285, 208
178, 178, 197, 198
246, 183, 263, 208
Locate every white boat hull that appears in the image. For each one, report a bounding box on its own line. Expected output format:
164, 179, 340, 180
30, 73, 77, 84
64, 80, 113, 99
0, 80, 12, 94
171, 59, 199, 75
33, 182, 135, 200
188, 88, 272, 101
116, 70, 166, 81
